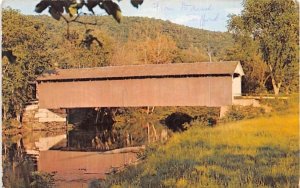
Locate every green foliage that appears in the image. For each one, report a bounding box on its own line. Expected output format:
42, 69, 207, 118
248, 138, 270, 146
222, 36, 268, 94
111, 106, 219, 146
115, 106, 219, 125
228, 0, 299, 94
260, 94, 299, 115
2, 9, 53, 120
222, 105, 266, 122
51, 29, 114, 69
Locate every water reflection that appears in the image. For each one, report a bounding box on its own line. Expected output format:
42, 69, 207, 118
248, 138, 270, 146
3, 107, 168, 187
2, 133, 54, 187
2, 121, 155, 187
2, 131, 62, 187
66, 127, 143, 151
65, 108, 150, 151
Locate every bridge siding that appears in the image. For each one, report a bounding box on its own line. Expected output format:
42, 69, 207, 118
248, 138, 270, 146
38, 76, 232, 109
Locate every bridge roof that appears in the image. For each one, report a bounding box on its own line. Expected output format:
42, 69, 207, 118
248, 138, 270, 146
37, 61, 243, 81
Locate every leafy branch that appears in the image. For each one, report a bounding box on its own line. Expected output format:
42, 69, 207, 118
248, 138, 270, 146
35, 0, 144, 23
35, 0, 144, 42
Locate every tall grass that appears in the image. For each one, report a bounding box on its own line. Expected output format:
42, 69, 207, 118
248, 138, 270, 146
102, 98, 299, 187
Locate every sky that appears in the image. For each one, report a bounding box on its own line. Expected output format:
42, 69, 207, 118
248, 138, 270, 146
1, 0, 244, 32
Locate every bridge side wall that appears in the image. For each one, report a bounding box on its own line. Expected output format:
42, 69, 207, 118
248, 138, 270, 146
37, 77, 232, 109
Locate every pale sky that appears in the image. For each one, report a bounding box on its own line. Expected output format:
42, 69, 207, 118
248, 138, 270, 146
1, 0, 244, 32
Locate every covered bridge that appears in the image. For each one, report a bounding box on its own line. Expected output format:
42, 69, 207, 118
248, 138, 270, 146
36, 61, 244, 109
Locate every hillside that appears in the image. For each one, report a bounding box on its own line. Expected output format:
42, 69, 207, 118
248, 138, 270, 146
29, 15, 234, 60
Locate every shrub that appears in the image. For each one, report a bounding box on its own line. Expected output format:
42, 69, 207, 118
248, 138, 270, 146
260, 94, 299, 114
30, 172, 55, 188
222, 105, 265, 122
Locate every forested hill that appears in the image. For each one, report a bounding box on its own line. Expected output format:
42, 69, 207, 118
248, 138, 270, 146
30, 15, 233, 59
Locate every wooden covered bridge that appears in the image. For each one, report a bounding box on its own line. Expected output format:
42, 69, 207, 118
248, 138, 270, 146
36, 61, 244, 110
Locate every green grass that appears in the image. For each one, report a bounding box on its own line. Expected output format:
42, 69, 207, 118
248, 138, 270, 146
103, 99, 299, 187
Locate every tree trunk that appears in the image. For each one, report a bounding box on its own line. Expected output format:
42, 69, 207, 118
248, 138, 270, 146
16, 112, 23, 128
3, 106, 7, 121
151, 123, 158, 141
147, 122, 150, 144
151, 106, 155, 113
268, 65, 281, 95
207, 51, 212, 62
271, 76, 281, 95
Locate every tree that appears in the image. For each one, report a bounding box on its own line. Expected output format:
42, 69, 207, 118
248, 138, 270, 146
2, 9, 52, 122
110, 41, 140, 66
50, 29, 114, 68
222, 35, 268, 94
137, 34, 178, 64
228, 0, 299, 95
177, 46, 209, 63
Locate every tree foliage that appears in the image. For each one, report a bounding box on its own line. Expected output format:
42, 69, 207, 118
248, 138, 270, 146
137, 33, 178, 64
223, 35, 268, 93
110, 41, 140, 65
49, 29, 114, 68
30, 15, 233, 62
2, 9, 52, 120
228, 0, 299, 94
178, 46, 209, 63
110, 34, 179, 65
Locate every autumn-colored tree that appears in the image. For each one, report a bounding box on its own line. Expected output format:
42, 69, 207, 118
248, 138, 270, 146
228, 0, 299, 95
177, 46, 209, 63
137, 34, 178, 64
110, 41, 140, 66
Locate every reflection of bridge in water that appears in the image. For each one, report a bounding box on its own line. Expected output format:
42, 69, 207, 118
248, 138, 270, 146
4, 129, 142, 187
34, 132, 141, 187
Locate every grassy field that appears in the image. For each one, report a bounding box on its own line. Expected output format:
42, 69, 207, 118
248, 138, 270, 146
103, 98, 299, 187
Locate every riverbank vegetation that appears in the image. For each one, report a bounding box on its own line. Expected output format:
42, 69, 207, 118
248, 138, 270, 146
101, 97, 299, 187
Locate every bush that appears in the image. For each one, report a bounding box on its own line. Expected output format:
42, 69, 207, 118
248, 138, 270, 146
260, 94, 299, 114
30, 172, 55, 188
222, 105, 265, 122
